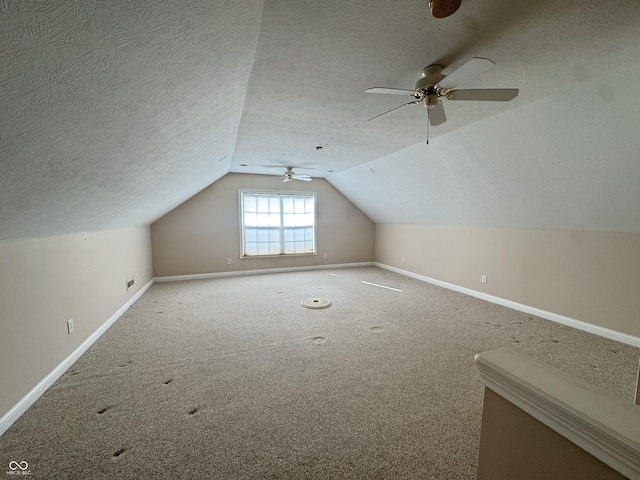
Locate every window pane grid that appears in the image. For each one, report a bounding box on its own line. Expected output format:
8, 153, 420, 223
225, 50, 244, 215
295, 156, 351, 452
241, 192, 315, 257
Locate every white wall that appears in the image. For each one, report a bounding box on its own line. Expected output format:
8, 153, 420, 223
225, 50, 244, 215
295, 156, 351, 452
151, 173, 374, 277
0, 227, 153, 420
376, 224, 640, 339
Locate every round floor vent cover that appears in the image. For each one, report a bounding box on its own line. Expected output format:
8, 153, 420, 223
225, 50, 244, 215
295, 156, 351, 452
301, 298, 332, 309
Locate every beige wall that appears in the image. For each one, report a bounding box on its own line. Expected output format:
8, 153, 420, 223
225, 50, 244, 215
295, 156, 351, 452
476, 388, 626, 480
151, 173, 374, 277
636, 363, 640, 406
0, 227, 153, 419
375, 224, 640, 338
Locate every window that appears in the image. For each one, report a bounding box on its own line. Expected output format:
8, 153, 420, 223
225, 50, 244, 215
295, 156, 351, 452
239, 190, 317, 257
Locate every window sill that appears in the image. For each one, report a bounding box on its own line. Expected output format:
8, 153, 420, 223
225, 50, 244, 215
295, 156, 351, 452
241, 252, 317, 259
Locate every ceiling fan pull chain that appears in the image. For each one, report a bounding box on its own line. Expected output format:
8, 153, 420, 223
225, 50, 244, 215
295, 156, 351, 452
426, 108, 430, 145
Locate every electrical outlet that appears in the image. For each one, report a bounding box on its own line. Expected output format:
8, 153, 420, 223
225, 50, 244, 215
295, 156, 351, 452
401, 257, 405, 264
323, 253, 328, 259
227, 258, 232, 265
67, 319, 74, 334
126, 278, 134, 290
481, 275, 487, 284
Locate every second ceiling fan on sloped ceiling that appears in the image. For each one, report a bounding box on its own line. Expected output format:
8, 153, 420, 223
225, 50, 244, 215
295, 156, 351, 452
274, 167, 312, 183
366, 57, 519, 142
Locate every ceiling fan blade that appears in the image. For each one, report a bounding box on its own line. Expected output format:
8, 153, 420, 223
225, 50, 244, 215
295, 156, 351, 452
438, 57, 495, 89
428, 102, 447, 126
448, 88, 519, 101
296, 176, 312, 182
368, 101, 415, 121
366, 87, 416, 96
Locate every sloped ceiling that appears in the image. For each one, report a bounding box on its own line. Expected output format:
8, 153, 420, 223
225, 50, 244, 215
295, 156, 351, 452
330, 39, 640, 232
1, 0, 640, 241
0, 1, 264, 241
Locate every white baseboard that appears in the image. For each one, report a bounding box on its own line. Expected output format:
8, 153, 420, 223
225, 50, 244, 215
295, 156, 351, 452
154, 262, 375, 282
6, 261, 634, 439
374, 262, 640, 349
0, 279, 155, 438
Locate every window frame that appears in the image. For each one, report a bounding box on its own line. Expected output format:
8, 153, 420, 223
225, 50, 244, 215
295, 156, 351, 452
238, 189, 318, 258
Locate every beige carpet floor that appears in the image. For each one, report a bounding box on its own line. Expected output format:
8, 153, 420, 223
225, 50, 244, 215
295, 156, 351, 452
1, 266, 638, 479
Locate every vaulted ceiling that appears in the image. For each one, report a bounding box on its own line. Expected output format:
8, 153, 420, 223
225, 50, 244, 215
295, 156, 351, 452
2, 0, 640, 242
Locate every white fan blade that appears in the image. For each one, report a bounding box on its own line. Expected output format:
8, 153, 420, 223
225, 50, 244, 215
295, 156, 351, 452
366, 87, 416, 96
438, 57, 495, 89
448, 88, 519, 101
296, 175, 312, 182
368, 101, 415, 121
428, 102, 447, 126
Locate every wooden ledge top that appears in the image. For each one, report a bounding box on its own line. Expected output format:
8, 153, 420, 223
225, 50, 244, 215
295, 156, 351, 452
475, 348, 640, 479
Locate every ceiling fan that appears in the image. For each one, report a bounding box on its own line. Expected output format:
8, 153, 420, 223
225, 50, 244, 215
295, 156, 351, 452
275, 167, 312, 183
366, 57, 518, 134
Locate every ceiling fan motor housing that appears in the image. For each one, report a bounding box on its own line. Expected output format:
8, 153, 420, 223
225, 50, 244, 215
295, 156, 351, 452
414, 65, 445, 91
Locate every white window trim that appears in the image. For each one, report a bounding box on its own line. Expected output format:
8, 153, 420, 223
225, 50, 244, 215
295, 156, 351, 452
238, 189, 318, 258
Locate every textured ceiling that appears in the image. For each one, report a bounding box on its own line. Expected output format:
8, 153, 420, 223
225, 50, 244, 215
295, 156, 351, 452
232, 0, 640, 176
1, 0, 640, 241
0, 1, 264, 241
329, 38, 640, 232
